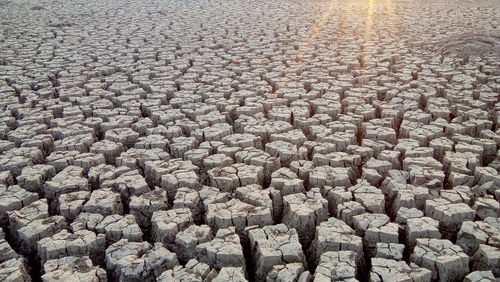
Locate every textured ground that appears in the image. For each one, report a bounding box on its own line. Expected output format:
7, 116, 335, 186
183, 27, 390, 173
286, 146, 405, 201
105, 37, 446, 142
0, 0, 499, 281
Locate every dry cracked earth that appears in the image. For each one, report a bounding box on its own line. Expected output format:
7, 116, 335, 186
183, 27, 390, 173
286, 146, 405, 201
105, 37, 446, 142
0, 0, 499, 281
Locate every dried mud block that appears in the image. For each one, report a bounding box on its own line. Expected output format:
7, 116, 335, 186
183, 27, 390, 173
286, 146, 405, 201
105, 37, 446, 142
44, 166, 89, 204
37, 229, 105, 264
199, 186, 231, 210
265, 141, 307, 167
309, 217, 363, 267
157, 259, 217, 282
18, 216, 68, 255
265, 263, 305, 282
83, 188, 124, 216
0, 185, 38, 224
184, 148, 209, 167
472, 196, 500, 220
90, 140, 125, 164
353, 213, 399, 257
457, 220, 500, 257
471, 244, 500, 276
395, 207, 424, 225
196, 227, 245, 270
410, 238, 469, 282
314, 251, 358, 281
144, 159, 197, 187
405, 217, 441, 250
335, 201, 367, 227
282, 189, 328, 246
206, 199, 273, 231
104, 128, 139, 148
369, 258, 432, 282
309, 166, 355, 188
269, 168, 304, 198
425, 198, 475, 238
134, 134, 169, 150
106, 239, 178, 281
173, 187, 203, 222
169, 137, 198, 159
129, 188, 168, 228
151, 208, 193, 246
161, 170, 200, 200
87, 164, 132, 190
290, 160, 314, 188
94, 214, 143, 244
0, 258, 31, 282
16, 164, 56, 193
58, 191, 90, 221
212, 267, 247, 282
234, 148, 281, 180
203, 154, 234, 170
42, 256, 107, 282
247, 224, 305, 281
463, 271, 496, 282
175, 225, 213, 264
375, 243, 405, 261
103, 170, 150, 200
349, 181, 385, 214
235, 184, 280, 221
116, 148, 170, 170
208, 163, 264, 193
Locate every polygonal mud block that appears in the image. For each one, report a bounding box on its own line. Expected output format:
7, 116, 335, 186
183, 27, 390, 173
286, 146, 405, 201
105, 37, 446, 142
409, 166, 445, 189
395, 207, 424, 225
199, 185, 231, 210
203, 154, 234, 170
18, 216, 68, 255
234, 148, 281, 180
135, 134, 170, 150
175, 225, 213, 264
309, 166, 355, 188
151, 208, 193, 246
129, 188, 168, 228
265, 141, 307, 167
173, 187, 203, 222
0, 235, 20, 264
58, 191, 90, 221
169, 137, 198, 159
247, 224, 305, 281
144, 159, 198, 187
116, 148, 170, 170
94, 214, 143, 244
410, 238, 469, 282
463, 270, 496, 282
405, 217, 441, 250
473, 196, 500, 220
282, 189, 328, 246
196, 227, 245, 270
269, 168, 305, 197
87, 164, 132, 190
0, 185, 39, 224
0, 258, 31, 282
208, 163, 264, 192
37, 229, 105, 264
16, 164, 56, 193
90, 140, 125, 165
183, 148, 209, 167
53, 133, 95, 153
103, 170, 150, 200
471, 244, 500, 276
265, 263, 305, 282
353, 213, 399, 257
212, 267, 247, 282
375, 243, 405, 261
83, 188, 124, 216
106, 239, 178, 281
161, 170, 200, 200
314, 251, 358, 281
206, 199, 273, 231
157, 259, 217, 282
349, 181, 385, 213
104, 127, 139, 148
457, 220, 500, 256
335, 201, 367, 227
369, 258, 432, 282
270, 129, 308, 147
425, 198, 476, 238
44, 166, 90, 204
309, 217, 363, 267
42, 256, 107, 282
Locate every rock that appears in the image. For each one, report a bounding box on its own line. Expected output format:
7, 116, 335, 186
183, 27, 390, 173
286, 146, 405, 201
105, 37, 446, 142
314, 251, 358, 281
196, 227, 245, 270
247, 224, 305, 281
369, 258, 432, 282
106, 239, 178, 281
175, 225, 213, 264
151, 208, 193, 246
410, 238, 469, 282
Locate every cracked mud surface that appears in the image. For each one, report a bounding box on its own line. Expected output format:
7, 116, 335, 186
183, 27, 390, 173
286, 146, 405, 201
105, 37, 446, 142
0, 0, 499, 281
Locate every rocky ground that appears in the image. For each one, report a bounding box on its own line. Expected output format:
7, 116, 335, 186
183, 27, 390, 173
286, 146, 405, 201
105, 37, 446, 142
0, 0, 499, 281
